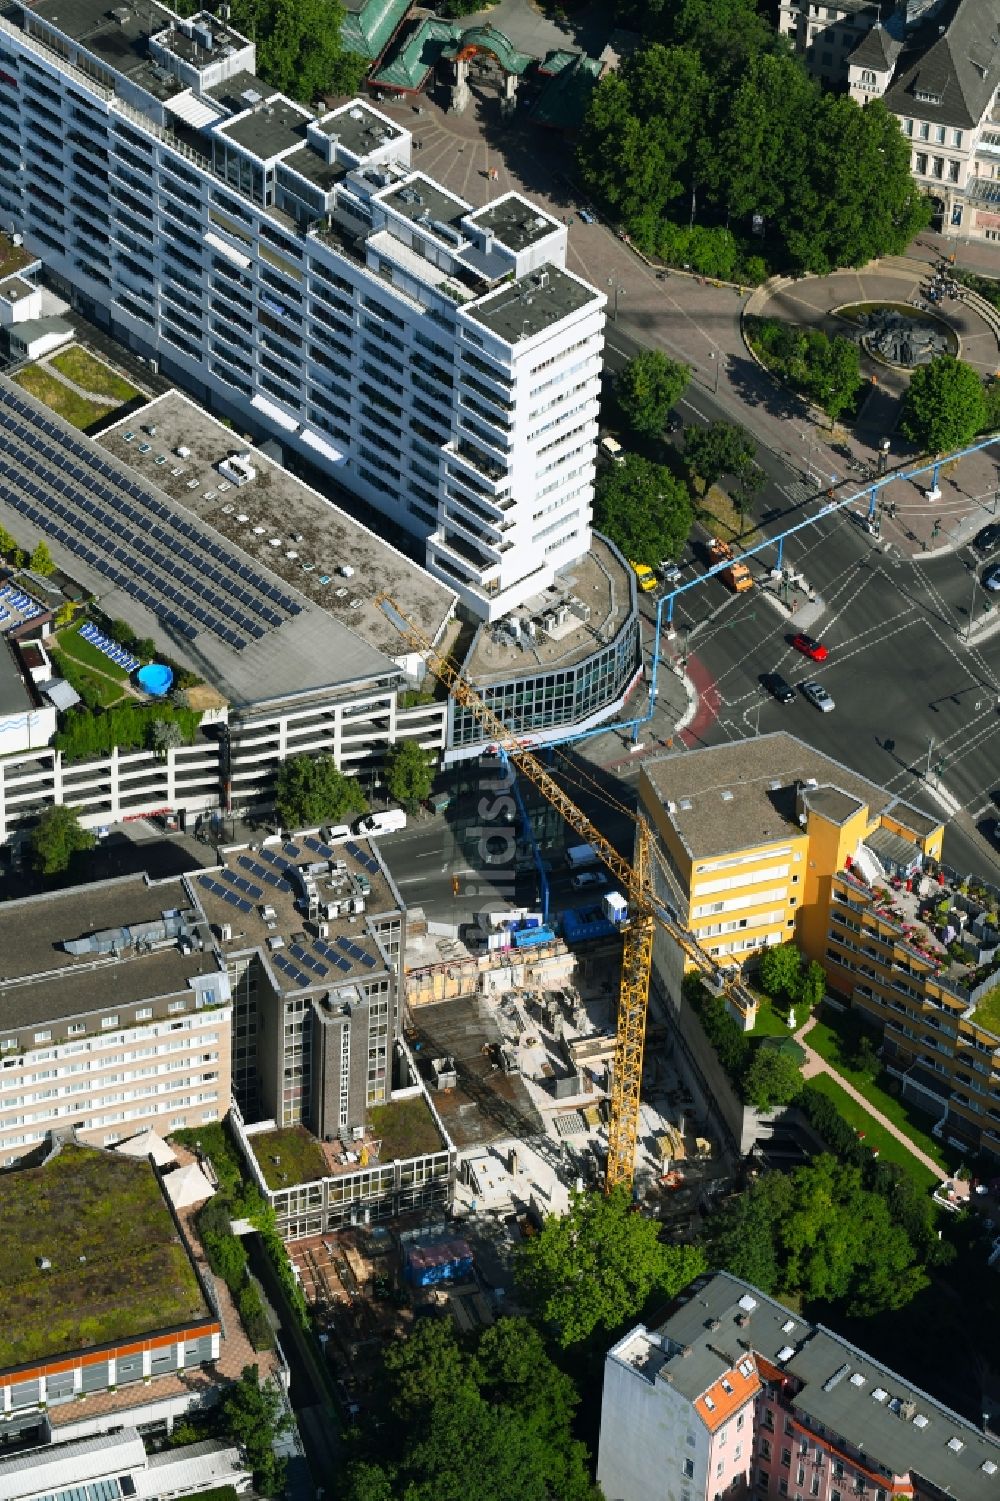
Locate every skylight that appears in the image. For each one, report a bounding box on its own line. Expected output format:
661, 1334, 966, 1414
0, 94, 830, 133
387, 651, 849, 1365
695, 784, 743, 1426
947, 1438, 964, 1454
872, 1389, 888, 1403
777, 1346, 794, 1363
850, 1374, 866, 1388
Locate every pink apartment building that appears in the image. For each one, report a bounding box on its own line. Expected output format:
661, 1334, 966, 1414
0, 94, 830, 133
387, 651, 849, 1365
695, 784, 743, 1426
599, 1273, 999, 1501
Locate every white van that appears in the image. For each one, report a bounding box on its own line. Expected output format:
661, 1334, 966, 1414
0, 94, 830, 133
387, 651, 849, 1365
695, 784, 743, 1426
600, 436, 626, 466
355, 808, 407, 837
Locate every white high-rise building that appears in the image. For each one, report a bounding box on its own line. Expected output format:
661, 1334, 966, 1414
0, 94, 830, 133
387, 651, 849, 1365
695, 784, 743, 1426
0, 0, 605, 620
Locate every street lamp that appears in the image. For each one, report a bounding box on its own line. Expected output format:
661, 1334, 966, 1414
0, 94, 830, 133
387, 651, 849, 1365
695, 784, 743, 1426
607, 276, 625, 322
708, 351, 726, 394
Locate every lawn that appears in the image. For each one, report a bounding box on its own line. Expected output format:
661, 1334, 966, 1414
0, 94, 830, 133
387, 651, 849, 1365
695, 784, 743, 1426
368, 1094, 444, 1161
50, 346, 140, 403
252, 1125, 329, 1189
49, 647, 125, 709
170, 1122, 246, 1200
747, 994, 794, 1038
807, 1007, 955, 1175
56, 625, 129, 681
12, 365, 114, 430
0, 1143, 207, 1368
972, 983, 1000, 1037
803, 1073, 941, 1194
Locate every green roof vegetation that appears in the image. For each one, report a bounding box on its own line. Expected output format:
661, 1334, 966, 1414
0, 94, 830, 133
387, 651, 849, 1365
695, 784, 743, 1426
0, 239, 35, 279
12, 366, 115, 431
0, 1143, 208, 1370
49, 347, 140, 403
253, 1126, 329, 1189
48, 648, 126, 710
368, 1093, 443, 1161
57, 626, 130, 682
972, 983, 1000, 1037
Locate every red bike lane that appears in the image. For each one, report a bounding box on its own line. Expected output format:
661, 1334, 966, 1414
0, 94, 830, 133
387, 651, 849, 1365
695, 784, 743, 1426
679, 653, 722, 749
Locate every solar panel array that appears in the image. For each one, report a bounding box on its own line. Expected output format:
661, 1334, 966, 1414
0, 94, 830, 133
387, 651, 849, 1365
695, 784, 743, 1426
345, 841, 380, 874
0, 384, 302, 652
198, 874, 253, 914
303, 836, 335, 859
290, 942, 330, 978
221, 867, 263, 901
337, 934, 376, 969
315, 939, 355, 974
273, 952, 311, 988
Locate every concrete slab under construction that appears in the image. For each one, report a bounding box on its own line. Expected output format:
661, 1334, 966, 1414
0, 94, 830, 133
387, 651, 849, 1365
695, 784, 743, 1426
405, 995, 544, 1150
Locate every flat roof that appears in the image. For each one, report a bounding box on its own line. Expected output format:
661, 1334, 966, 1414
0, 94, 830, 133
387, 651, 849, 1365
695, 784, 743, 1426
466, 195, 560, 252
0, 378, 414, 710
26, 0, 185, 100
463, 535, 634, 685
250, 1091, 446, 1184
203, 67, 271, 114
99, 390, 456, 659
216, 97, 312, 162
189, 833, 401, 992
0, 637, 32, 719
0, 1139, 210, 1370
282, 143, 346, 192
640, 733, 940, 861
381, 175, 470, 233
464, 264, 598, 343
0, 874, 221, 1033
321, 101, 405, 159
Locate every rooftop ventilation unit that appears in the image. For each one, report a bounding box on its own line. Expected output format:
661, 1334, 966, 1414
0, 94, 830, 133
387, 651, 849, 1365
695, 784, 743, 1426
776, 1345, 795, 1363
737, 1294, 757, 1312
913, 1414, 929, 1429
947, 1438, 964, 1454
823, 1364, 851, 1394
850, 1373, 866, 1387
241, 88, 262, 107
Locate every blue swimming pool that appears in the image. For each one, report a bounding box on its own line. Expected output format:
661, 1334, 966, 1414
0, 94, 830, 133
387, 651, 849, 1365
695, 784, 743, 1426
136, 663, 174, 697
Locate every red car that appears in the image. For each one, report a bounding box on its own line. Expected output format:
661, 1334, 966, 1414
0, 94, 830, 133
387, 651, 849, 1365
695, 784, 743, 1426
791, 632, 828, 662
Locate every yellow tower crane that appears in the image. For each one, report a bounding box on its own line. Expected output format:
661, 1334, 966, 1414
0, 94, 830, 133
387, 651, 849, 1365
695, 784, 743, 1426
378, 597, 757, 1192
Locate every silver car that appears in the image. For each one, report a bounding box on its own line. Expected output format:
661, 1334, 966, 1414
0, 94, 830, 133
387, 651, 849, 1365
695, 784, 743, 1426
801, 680, 835, 713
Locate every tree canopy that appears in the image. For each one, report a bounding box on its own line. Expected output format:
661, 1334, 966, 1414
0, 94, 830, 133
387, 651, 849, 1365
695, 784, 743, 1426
222, 1364, 290, 1497
616, 351, 690, 437
228, 0, 366, 102
702, 1154, 929, 1316
747, 318, 863, 422
742, 1045, 803, 1111
515, 1186, 705, 1347
29, 804, 95, 875
340, 1318, 601, 1501
594, 454, 693, 566
384, 739, 435, 814
900, 356, 988, 454
273, 753, 367, 829
684, 421, 757, 491
29, 540, 55, 576
757, 941, 805, 1006
578, 25, 930, 274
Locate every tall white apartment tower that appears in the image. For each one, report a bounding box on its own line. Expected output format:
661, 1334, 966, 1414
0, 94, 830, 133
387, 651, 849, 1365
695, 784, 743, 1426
0, 0, 606, 620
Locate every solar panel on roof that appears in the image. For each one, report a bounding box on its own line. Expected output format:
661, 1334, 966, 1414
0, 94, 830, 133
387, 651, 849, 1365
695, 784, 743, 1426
283, 843, 300, 858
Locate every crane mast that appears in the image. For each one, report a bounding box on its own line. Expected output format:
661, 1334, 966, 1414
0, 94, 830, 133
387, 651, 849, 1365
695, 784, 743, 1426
378, 597, 754, 1192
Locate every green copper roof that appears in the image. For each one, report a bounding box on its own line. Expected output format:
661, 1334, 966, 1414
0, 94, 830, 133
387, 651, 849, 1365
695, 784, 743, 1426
530, 52, 603, 129
372, 15, 457, 89
441, 23, 534, 75
341, 0, 412, 61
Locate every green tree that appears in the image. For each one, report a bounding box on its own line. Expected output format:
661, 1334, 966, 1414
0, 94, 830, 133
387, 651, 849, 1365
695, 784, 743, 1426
684, 421, 756, 490
515, 1186, 706, 1347
703, 1155, 928, 1315
54, 601, 77, 628
733, 460, 766, 525
0, 524, 18, 558
29, 540, 55, 576
594, 454, 693, 567
799, 959, 826, 1014
900, 355, 989, 454
853, 1034, 880, 1081
273, 753, 367, 829
344, 1319, 601, 1501
222, 1363, 290, 1497
384, 738, 435, 815
757, 940, 803, 1005
229, 0, 366, 101
150, 718, 184, 756
742, 1046, 802, 1110
616, 351, 690, 436
29, 804, 95, 876
981, 377, 1000, 434
578, 46, 709, 230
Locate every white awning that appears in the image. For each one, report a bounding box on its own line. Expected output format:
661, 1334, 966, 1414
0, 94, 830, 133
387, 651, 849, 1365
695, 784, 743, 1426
204, 230, 251, 269
251, 392, 299, 432
166, 89, 226, 129
299, 426, 345, 464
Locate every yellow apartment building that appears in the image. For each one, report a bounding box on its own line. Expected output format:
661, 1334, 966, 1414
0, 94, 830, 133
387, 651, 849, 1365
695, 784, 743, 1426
638, 735, 1000, 1159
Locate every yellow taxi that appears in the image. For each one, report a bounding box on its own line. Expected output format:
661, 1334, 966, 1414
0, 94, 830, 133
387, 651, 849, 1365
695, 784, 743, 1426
630, 561, 658, 593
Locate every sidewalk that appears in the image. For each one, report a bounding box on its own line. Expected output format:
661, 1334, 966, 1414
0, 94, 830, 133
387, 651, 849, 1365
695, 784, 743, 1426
793, 1015, 947, 1183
